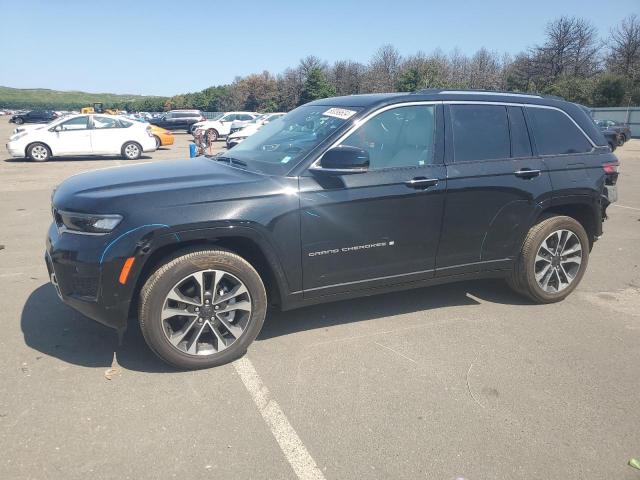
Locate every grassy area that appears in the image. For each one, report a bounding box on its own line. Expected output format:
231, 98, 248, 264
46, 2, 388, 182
0, 86, 167, 110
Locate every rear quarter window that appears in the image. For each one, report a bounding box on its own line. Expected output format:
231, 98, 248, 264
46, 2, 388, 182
527, 107, 592, 155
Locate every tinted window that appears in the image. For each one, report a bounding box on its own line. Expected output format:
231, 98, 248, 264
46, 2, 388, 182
340, 105, 435, 169
451, 105, 510, 161
507, 106, 532, 157
60, 116, 89, 130
238, 114, 253, 121
528, 108, 592, 155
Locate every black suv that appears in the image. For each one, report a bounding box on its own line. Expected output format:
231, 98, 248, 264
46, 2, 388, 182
149, 110, 205, 131
10, 110, 57, 124
46, 90, 619, 369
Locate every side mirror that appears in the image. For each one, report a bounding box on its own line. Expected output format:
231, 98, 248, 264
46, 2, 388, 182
52, 125, 62, 132
310, 145, 369, 174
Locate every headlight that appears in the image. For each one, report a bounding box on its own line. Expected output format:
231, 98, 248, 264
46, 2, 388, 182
10, 132, 27, 141
56, 211, 123, 234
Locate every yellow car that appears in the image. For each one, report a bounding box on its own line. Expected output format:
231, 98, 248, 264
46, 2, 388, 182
149, 125, 174, 148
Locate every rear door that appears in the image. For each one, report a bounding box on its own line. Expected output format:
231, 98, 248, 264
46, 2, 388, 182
436, 103, 552, 275
90, 115, 126, 154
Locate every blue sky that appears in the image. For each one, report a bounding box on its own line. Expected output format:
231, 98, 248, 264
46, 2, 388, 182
1, 0, 638, 96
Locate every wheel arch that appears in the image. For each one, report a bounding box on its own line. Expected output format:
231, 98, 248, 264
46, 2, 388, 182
128, 229, 288, 320
536, 201, 599, 249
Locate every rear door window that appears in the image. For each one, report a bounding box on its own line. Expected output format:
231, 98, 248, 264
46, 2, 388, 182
527, 107, 592, 155
451, 105, 510, 161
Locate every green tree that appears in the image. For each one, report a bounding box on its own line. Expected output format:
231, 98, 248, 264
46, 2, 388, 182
591, 74, 627, 107
396, 67, 423, 91
544, 75, 593, 104
299, 68, 335, 105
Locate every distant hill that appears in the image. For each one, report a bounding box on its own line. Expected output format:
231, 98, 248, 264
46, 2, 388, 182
0, 86, 168, 110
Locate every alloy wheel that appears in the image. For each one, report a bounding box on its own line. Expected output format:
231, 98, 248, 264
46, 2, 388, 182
534, 229, 582, 293
161, 269, 252, 356
125, 144, 140, 159
31, 145, 48, 161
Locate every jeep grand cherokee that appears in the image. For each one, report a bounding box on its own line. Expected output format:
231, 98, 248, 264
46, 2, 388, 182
45, 90, 619, 369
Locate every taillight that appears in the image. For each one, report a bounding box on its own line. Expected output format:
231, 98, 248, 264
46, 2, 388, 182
603, 161, 619, 185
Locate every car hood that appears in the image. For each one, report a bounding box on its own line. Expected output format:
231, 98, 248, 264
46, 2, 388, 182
53, 156, 278, 214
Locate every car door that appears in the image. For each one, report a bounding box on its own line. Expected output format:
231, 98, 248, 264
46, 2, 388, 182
436, 103, 552, 276
161, 113, 175, 129
49, 116, 93, 156
90, 115, 125, 154
299, 103, 447, 298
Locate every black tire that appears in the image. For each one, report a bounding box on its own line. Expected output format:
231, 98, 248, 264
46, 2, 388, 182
27, 142, 51, 162
14, 117, 24, 125
206, 128, 219, 142
608, 141, 616, 151
139, 248, 267, 369
153, 135, 161, 149
121, 141, 142, 160
507, 215, 589, 303
619, 133, 627, 145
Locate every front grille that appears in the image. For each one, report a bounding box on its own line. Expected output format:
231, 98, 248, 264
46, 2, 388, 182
70, 276, 99, 298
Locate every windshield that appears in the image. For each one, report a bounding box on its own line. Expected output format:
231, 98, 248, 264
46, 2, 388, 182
223, 105, 361, 172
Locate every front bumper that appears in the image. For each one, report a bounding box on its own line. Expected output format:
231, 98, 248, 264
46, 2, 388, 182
6, 141, 23, 158
45, 223, 131, 331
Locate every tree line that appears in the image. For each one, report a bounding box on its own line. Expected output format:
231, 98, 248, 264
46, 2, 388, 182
6, 14, 640, 112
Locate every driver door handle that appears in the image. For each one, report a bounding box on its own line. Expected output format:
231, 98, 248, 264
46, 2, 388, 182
404, 177, 439, 189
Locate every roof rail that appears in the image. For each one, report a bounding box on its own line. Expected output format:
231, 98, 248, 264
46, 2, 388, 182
412, 89, 544, 99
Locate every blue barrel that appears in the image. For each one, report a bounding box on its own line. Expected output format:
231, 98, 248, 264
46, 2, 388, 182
189, 143, 197, 158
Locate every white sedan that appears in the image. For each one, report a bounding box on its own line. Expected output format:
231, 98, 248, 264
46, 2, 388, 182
6, 114, 157, 162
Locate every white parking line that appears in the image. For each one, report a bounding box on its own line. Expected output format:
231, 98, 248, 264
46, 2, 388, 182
611, 204, 640, 212
234, 357, 326, 480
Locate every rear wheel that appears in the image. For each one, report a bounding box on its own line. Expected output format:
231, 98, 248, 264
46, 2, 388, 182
507, 215, 589, 303
618, 134, 626, 146
27, 142, 51, 162
122, 141, 142, 160
14, 117, 24, 125
139, 248, 267, 369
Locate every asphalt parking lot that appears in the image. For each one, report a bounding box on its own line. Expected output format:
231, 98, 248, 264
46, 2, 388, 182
1, 119, 639, 480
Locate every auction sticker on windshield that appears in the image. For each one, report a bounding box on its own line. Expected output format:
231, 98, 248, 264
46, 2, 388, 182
323, 108, 357, 120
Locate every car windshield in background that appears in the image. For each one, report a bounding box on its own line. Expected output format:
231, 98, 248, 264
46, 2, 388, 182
221, 105, 361, 173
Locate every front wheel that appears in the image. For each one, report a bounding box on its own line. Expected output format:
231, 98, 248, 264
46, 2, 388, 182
27, 142, 51, 162
153, 135, 161, 149
139, 248, 267, 369
618, 134, 626, 146
14, 117, 24, 125
507, 215, 589, 303
122, 141, 142, 160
